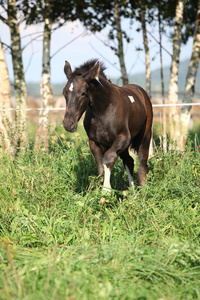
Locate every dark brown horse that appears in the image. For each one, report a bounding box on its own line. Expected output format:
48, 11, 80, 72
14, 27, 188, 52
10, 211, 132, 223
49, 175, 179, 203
63, 59, 153, 190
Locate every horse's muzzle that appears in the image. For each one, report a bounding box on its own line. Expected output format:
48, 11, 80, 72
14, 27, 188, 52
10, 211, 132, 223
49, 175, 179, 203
63, 119, 77, 132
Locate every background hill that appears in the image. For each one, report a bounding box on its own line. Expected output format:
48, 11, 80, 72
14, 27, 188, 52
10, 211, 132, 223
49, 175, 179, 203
127, 59, 200, 97
20, 59, 200, 99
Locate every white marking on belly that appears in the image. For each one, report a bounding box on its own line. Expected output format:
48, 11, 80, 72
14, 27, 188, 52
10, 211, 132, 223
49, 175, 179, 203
128, 95, 135, 103
125, 165, 135, 188
69, 82, 74, 92
103, 164, 111, 191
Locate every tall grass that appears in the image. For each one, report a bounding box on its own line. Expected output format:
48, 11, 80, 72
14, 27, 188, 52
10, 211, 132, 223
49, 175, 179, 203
0, 134, 200, 299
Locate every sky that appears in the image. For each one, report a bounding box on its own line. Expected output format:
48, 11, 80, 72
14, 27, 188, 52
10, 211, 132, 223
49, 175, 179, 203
0, 15, 193, 84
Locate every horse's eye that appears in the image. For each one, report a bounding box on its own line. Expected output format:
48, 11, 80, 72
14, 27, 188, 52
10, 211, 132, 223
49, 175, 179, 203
81, 92, 87, 97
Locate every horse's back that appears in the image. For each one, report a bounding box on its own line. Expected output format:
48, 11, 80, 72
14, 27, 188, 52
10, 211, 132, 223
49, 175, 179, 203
122, 84, 152, 109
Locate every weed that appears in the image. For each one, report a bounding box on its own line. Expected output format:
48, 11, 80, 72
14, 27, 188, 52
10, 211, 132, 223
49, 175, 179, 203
0, 137, 200, 299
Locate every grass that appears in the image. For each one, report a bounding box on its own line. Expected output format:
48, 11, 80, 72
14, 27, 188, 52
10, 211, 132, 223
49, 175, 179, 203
0, 131, 200, 299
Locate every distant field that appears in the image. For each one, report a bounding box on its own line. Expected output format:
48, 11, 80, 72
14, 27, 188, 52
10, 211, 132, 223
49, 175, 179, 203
0, 133, 200, 299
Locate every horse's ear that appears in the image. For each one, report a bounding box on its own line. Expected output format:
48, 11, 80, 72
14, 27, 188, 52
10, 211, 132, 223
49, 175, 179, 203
64, 61, 72, 79
82, 61, 100, 81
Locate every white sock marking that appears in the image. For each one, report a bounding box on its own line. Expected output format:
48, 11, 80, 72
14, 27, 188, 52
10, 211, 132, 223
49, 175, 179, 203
125, 165, 135, 188
128, 95, 135, 103
69, 82, 74, 92
103, 164, 111, 191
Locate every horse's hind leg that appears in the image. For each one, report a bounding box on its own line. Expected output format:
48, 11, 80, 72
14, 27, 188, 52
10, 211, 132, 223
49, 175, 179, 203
137, 131, 151, 186
120, 149, 135, 188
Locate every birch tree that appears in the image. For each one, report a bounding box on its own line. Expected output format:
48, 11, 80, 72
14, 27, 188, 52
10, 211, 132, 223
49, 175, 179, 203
138, 0, 151, 97
77, 0, 131, 85
114, 0, 129, 85
0, 0, 28, 151
35, 0, 53, 148
168, 0, 185, 148
180, 1, 200, 149
158, 4, 167, 153
0, 40, 13, 154
7, 0, 27, 150
20, 0, 77, 148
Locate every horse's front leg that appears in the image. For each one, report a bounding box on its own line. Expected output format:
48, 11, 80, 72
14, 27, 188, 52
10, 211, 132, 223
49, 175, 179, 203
102, 134, 130, 191
89, 139, 104, 175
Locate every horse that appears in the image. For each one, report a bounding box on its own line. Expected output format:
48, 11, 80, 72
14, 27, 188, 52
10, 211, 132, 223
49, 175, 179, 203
62, 59, 153, 191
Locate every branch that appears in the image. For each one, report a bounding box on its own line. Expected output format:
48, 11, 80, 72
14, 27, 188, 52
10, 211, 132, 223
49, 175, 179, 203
21, 22, 64, 41
89, 32, 121, 71
51, 30, 87, 59
21, 30, 44, 40
51, 21, 67, 33
0, 41, 11, 51
93, 32, 117, 50
128, 52, 141, 75
0, 14, 8, 25
146, 29, 172, 57
89, 42, 120, 72
21, 33, 44, 51
24, 40, 37, 74
21, 21, 67, 52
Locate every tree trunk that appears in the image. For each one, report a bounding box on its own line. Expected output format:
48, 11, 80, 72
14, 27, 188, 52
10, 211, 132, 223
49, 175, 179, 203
180, 2, 200, 150
0, 40, 13, 154
7, 0, 27, 151
139, 0, 151, 97
114, 0, 129, 85
158, 7, 167, 153
168, 0, 184, 149
35, 2, 53, 149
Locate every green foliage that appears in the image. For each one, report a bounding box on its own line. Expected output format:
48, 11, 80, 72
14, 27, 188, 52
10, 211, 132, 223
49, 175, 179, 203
0, 138, 200, 299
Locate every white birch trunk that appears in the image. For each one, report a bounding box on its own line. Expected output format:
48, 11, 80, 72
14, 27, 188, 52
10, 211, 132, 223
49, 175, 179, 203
180, 2, 200, 150
158, 10, 167, 153
0, 40, 13, 154
139, 0, 151, 97
7, 0, 27, 151
35, 7, 53, 149
168, 0, 184, 149
139, 0, 153, 156
114, 0, 129, 85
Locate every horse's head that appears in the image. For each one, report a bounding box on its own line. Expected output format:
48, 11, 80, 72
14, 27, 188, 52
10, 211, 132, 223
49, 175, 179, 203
62, 60, 100, 132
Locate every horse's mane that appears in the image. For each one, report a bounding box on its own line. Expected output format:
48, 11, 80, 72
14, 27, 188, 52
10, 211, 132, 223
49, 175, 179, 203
73, 59, 109, 81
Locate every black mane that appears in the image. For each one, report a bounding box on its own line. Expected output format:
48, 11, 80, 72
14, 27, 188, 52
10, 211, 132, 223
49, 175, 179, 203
73, 59, 108, 80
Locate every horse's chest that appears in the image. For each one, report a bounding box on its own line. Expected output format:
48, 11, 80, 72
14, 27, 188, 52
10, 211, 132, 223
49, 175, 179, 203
88, 118, 114, 147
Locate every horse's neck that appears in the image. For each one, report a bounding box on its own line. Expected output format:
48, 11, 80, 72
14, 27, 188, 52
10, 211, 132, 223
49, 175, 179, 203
89, 78, 111, 115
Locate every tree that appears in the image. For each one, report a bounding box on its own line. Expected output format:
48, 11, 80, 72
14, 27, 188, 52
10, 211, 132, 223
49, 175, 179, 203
114, 0, 128, 85
180, 1, 200, 149
35, 0, 53, 148
144, 0, 199, 149
138, 0, 151, 96
168, 0, 185, 148
77, 0, 131, 84
0, 40, 13, 154
0, 0, 28, 151
20, 0, 77, 148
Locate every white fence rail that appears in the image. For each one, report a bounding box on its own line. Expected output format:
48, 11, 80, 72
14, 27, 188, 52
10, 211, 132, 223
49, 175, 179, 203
1, 102, 200, 111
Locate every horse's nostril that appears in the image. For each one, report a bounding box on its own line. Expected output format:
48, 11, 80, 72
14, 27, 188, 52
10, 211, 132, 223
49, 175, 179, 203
69, 121, 74, 129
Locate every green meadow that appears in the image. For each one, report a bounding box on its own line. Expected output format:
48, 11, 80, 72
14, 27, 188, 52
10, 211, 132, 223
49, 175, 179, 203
0, 127, 200, 300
